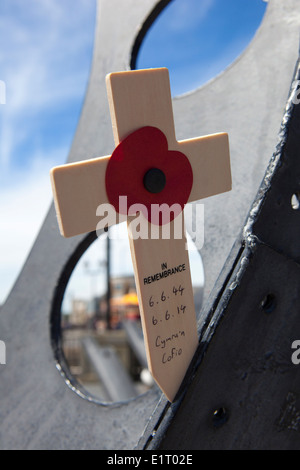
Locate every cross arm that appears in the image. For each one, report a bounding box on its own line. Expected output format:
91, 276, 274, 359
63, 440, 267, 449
177, 132, 232, 203
50, 155, 110, 238
106, 67, 176, 145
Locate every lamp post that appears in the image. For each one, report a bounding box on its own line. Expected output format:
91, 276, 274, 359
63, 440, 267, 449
84, 230, 111, 329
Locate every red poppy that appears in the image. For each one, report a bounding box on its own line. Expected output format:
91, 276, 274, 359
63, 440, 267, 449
105, 126, 193, 225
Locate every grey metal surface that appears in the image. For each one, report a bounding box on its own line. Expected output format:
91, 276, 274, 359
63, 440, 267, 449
140, 48, 300, 453
149, 68, 300, 449
123, 321, 148, 369
0, 0, 300, 450
82, 338, 138, 402
150, 243, 300, 449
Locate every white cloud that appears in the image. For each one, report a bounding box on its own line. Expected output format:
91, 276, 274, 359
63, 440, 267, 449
0, 154, 65, 304
0, 1, 96, 304
165, 0, 215, 32
0, 0, 95, 167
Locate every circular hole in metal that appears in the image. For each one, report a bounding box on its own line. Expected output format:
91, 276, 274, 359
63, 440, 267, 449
213, 407, 229, 427
53, 223, 205, 404
260, 293, 276, 314
132, 0, 267, 96
291, 193, 300, 210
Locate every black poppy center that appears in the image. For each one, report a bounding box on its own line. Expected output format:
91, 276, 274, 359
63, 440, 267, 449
143, 168, 166, 194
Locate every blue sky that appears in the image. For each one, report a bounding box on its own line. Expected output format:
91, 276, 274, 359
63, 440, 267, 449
137, 0, 267, 95
0, 0, 267, 305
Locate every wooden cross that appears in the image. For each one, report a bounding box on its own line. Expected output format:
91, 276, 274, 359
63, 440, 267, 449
50, 68, 231, 402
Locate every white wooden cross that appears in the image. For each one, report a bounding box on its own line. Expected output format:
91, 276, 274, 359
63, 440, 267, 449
50, 68, 231, 402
